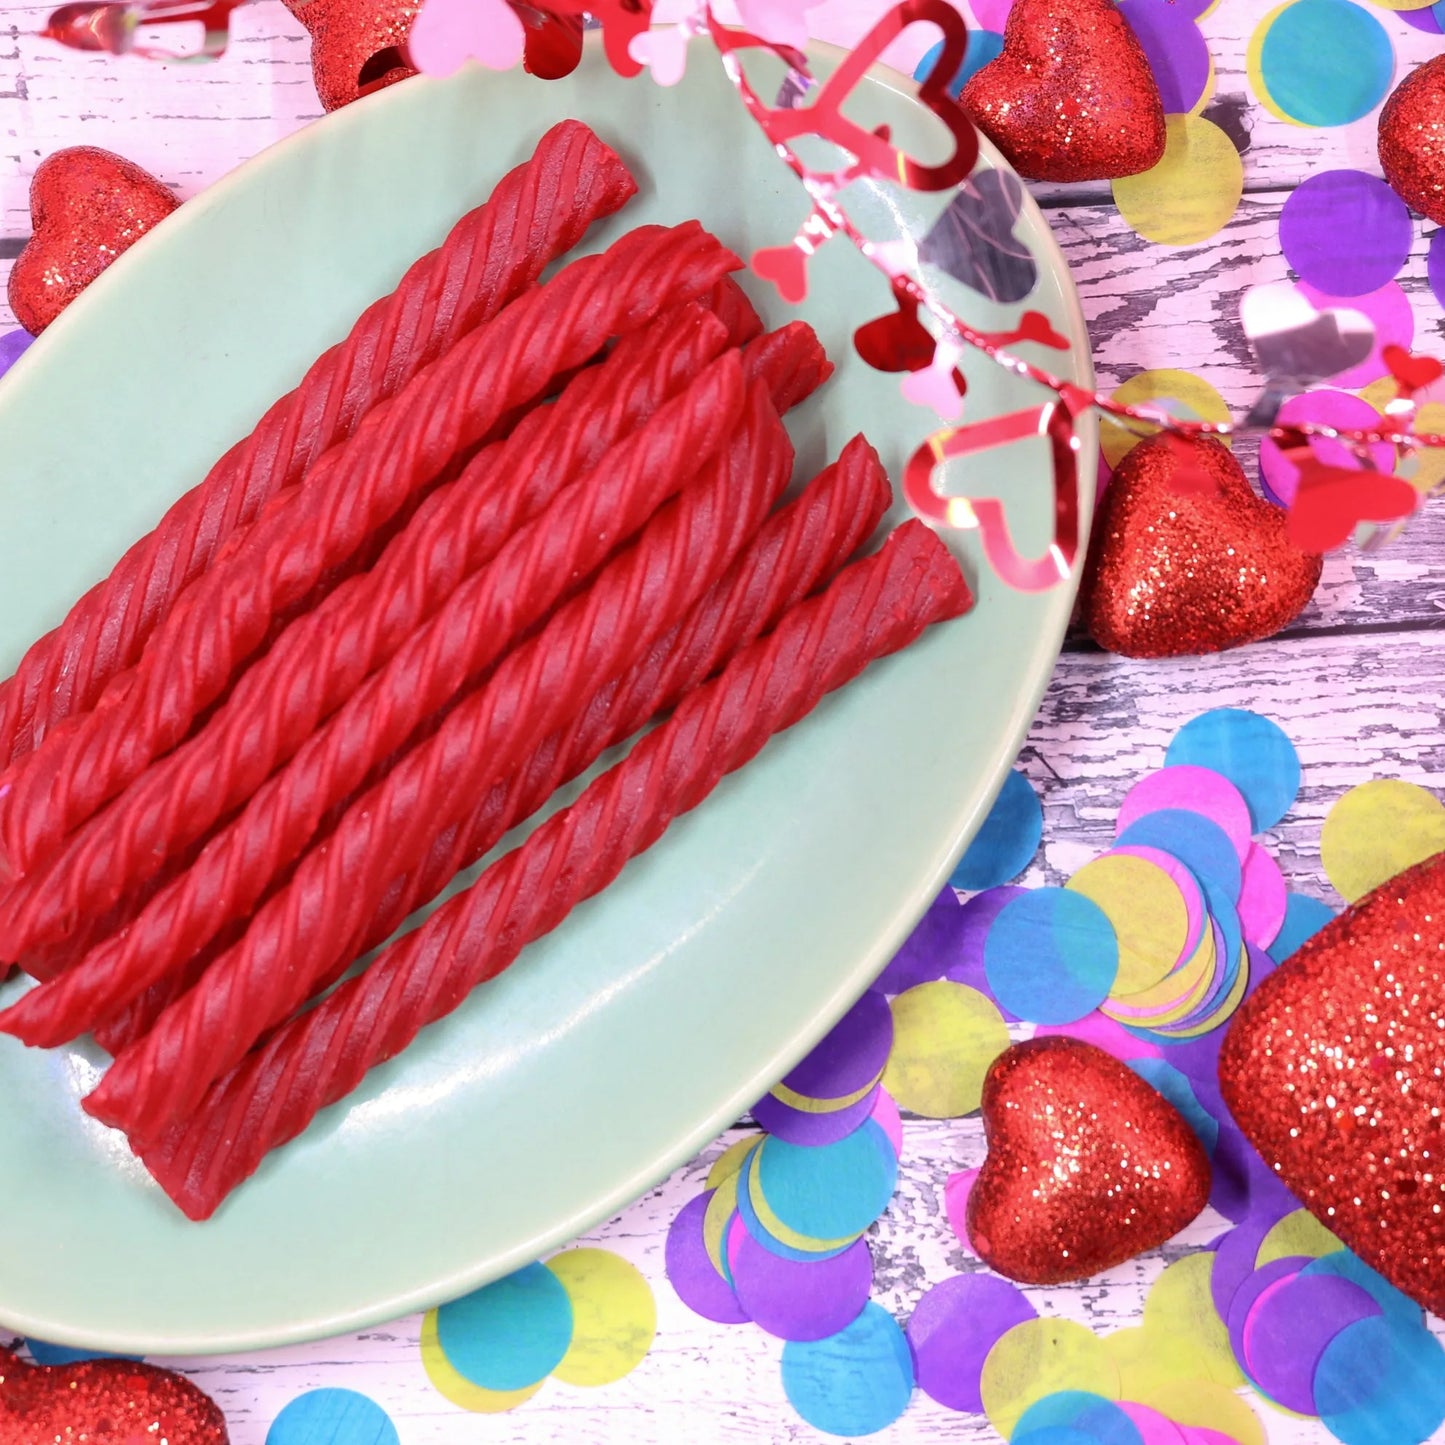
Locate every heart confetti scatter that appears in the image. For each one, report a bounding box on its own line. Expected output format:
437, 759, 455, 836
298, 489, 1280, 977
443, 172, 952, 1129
967, 1037, 1211, 1285
7, 147, 178, 335
1082, 433, 1323, 657
1219, 848, 1445, 1318
960, 0, 1166, 182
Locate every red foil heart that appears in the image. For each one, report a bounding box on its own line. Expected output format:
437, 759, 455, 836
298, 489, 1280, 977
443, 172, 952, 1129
1379, 54, 1445, 227
0, 1346, 228, 1443
1220, 851, 1445, 1317
1082, 433, 1323, 657
7, 147, 178, 335
283, 0, 419, 111
968, 1037, 1211, 1285
961, 0, 1165, 183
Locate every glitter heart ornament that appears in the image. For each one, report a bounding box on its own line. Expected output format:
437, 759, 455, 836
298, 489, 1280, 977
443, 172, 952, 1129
7, 147, 178, 335
967, 1037, 1211, 1284
0, 1346, 229, 1443
1379, 53, 1445, 227
283, 0, 419, 111
960, 0, 1165, 183
1082, 433, 1323, 658
1220, 851, 1445, 1317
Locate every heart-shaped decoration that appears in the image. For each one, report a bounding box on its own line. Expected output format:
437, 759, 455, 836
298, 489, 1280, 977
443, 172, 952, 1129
961, 0, 1165, 183
1082, 433, 1324, 657
1286, 458, 1419, 553
1220, 851, 1445, 1317
407, 0, 525, 74
283, 0, 420, 111
1379, 53, 1445, 227
7, 147, 178, 335
918, 169, 1038, 305
0, 1345, 228, 1442
1240, 281, 1375, 407
853, 283, 968, 401
750, 242, 810, 304
968, 1037, 1211, 1284
1383, 343, 1445, 397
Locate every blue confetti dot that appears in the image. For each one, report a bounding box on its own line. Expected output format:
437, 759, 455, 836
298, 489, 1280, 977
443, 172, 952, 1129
1315, 1313, 1445, 1445
1127, 1060, 1220, 1155
436, 1262, 573, 1391
781, 1302, 914, 1436
1015, 1392, 1146, 1445
756, 1119, 898, 1242
1117, 809, 1242, 901
1166, 709, 1301, 833
1268, 891, 1335, 964
24, 1339, 140, 1366
984, 887, 1118, 1025
1257, 0, 1393, 128
915, 31, 1004, 96
1302, 1251, 1423, 1331
950, 768, 1043, 892
735, 1144, 857, 1262
266, 1389, 400, 1445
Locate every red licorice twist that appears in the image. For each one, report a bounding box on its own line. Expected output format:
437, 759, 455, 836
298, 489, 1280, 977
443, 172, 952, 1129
135, 520, 973, 1218
88, 371, 798, 1140
0, 221, 740, 882
0, 303, 742, 980
0, 120, 635, 769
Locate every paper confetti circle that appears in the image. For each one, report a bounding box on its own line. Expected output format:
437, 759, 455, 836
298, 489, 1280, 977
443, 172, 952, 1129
1121, 0, 1213, 114
1255, 1208, 1342, 1269
1320, 778, 1445, 901
1067, 854, 1190, 996
1314, 1313, 1445, 1444
907, 1274, 1038, 1413
1165, 709, 1301, 833
754, 1119, 897, 1242
266, 1389, 400, 1444
1014, 1391, 1148, 1445
665, 1191, 749, 1325
420, 1308, 545, 1412
1248, 0, 1394, 127
780, 1302, 915, 1437
1112, 114, 1243, 248
1298, 279, 1415, 390
882, 980, 1009, 1116
981, 1318, 1121, 1438
546, 1248, 655, 1387
1100, 370, 1232, 468
434, 1262, 573, 1392
729, 1225, 872, 1342
1268, 890, 1334, 962
1258, 389, 1394, 506
1278, 171, 1411, 298
950, 767, 1044, 891
984, 887, 1119, 1023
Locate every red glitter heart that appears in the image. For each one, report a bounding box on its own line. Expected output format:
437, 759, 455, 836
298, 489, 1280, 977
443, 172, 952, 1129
1082, 433, 1323, 658
1379, 53, 1445, 228
283, 0, 419, 112
7, 147, 178, 335
960, 0, 1165, 183
0, 1346, 228, 1443
1220, 851, 1445, 1317
968, 1038, 1211, 1285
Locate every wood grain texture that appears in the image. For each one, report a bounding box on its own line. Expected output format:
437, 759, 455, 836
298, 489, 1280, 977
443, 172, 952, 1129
2, 1, 1445, 1440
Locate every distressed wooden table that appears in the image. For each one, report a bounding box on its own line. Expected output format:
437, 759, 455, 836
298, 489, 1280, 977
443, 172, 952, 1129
2, 0, 1444, 1439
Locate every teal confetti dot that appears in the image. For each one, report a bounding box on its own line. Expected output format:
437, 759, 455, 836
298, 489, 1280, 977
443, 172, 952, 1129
1302, 1251, 1423, 1330
950, 768, 1043, 891
266, 1389, 400, 1445
1268, 891, 1335, 964
1315, 1314, 1445, 1445
1166, 709, 1301, 832
1258, 0, 1393, 128
984, 887, 1119, 1024
436, 1262, 573, 1391
1015, 1392, 1145, 1445
915, 32, 1004, 96
756, 1119, 898, 1241
24, 1339, 140, 1365
781, 1302, 914, 1436
1117, 810, 1242, 902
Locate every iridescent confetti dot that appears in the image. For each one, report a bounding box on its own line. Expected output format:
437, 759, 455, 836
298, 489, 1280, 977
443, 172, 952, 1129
1248, 0, 1394, 128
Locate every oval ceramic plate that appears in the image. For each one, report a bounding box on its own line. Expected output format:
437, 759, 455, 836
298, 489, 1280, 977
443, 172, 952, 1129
0, 40, 1093, 1352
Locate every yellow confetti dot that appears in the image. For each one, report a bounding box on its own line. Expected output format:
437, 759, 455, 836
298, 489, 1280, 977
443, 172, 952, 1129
1256, 1209, 1342, 1268
1367, 0, 1435, 11
1069, 854, 1190, 996
1133, 1378, 1267, 1445
1102, 925, 1215, 1027
1112, 114, 1244, 248
547, 1248, 657, 1387
770, 1068, 882, 1112
420, 1308, 544, 1412
1100, 369, 1232, 467
1153, 943, 1251, 1038
707, 1134, 761, 1189
1400, 403, 1445, 494
1246, 2, 1310, 128
1141, 1253, 1246, 1388
1320, 779, 1445, 903
980, 1318, 1121, 1437
881, 981, 1009, 1118
703, 1164, 748, 1278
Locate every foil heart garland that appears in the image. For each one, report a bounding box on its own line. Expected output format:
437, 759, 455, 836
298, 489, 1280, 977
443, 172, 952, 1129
1379, 53, 1445, 228
1219, 850, 1445, 1318
1082, 433, 1323, 657
0, 1346, 229, 1443
7, 147, 179, 336
961, 0, 1165, 183
967, 1037, 1211, 1285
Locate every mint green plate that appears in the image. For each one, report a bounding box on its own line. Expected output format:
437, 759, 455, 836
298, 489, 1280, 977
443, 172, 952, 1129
0, 41, 1093, 1353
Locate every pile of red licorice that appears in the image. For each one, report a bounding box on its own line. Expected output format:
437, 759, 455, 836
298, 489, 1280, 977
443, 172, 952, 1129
0, 120, 971, 1220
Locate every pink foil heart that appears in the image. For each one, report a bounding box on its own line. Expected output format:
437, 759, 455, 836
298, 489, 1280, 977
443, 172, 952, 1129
407, 0, 525, 73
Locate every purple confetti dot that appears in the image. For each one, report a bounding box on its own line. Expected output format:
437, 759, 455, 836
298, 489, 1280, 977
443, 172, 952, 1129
1209, 1207, 1294, 1323
1280, 171, 1413, 298
1209, 1118, 1297, 1224
1225, 1256, 1312, 1374
0, 330, 33, 382
1120, 0, 1212, 115
906, 1273, 1037, 1412
873, 885, 962, 995
665, 1192, 750, 1325
1400, 2, 1442, 32
729, 1223, 873, 1341
752, 1083, 883, 1146
780, 990, 894, 1102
